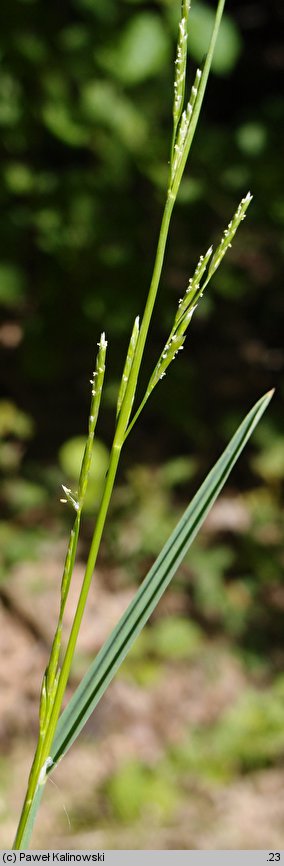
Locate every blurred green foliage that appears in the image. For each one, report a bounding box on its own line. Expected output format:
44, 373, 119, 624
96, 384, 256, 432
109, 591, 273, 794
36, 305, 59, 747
121, 615, 203, 684
173, 675, 284, 781
0, 400, 49, 577
58, 435, 109, 511
74, 672, 284, 831
104, 759, 178, 823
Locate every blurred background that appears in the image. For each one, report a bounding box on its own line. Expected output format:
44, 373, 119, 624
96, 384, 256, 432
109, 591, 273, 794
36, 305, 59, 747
0, 0, 284, 849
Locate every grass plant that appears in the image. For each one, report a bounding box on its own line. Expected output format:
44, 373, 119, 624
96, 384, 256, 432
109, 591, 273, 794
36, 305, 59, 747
12, 0, 273, 849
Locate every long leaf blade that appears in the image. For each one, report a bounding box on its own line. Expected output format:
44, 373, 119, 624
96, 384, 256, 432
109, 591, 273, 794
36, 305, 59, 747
50, 390, 273, 766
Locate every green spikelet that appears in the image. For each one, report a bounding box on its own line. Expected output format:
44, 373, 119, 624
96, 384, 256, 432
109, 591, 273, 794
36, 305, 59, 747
171, 67, 202, 185
175, 245, 213, 329
116, 316, 140, 418
78, 332, 107, 505
146, 333, 185, 396
60, 516, 80, 605
46, 625, 62, 700
173, 0, 190, 128
39, 673, 47, 735
208, 192, 252, 278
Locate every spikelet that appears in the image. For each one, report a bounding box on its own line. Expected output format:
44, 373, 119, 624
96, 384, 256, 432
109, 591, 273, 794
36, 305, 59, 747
39, 672, 47, 735
60, 484, 79, 512
116, 316, 140, 418
55, 330, 108, 704
173, 0, 190, 127
60, 523, 78, 605
39, 635, 61, 735
144, 246, 213, 398
147, 333, 185, 396
89, 332, 107, 425
175, 245, 213, 330
78, 332, 107, 505
60, 332, 107, 513
171, 68, 202, 184
207, 192, 253, 278
143, 191, 252, 408
46, 624, 62, 700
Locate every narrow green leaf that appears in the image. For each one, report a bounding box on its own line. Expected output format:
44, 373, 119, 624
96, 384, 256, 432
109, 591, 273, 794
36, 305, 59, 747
50, 390, 273, 767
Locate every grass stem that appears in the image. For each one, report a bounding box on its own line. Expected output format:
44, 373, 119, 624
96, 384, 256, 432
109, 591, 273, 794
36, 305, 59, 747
13, 0, 228, 848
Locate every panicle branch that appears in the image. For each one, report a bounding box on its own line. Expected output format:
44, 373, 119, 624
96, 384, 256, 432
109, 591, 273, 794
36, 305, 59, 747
134, 192, 252, 417
39, 332, 107, 739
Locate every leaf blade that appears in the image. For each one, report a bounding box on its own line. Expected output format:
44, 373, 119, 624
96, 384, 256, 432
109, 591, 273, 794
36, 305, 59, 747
50, 390, 273, 766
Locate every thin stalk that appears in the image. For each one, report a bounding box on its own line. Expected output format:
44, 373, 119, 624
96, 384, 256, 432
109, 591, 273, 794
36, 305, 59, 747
120, 192, 175, 430
36, 442, 121, 758
123, 393, 149, 441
